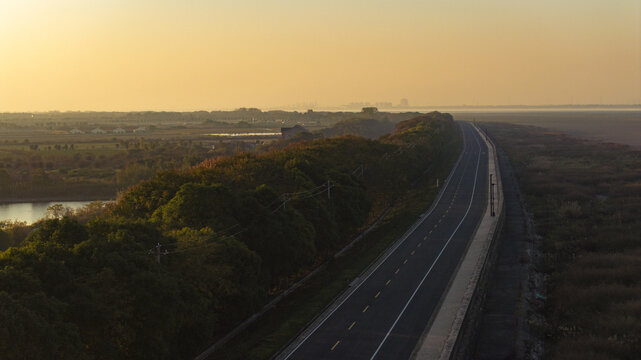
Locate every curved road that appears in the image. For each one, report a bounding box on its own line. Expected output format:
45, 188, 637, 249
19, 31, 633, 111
278, 122, 488, 360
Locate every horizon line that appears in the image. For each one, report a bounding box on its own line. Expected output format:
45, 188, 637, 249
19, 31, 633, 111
1, 103, 640, 114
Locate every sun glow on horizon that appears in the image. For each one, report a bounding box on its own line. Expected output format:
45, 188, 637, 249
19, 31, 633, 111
1, 0, 640, 111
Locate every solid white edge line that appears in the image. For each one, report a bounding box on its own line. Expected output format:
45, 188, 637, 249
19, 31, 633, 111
281, 124, 471, 360
368, 126, 483, 360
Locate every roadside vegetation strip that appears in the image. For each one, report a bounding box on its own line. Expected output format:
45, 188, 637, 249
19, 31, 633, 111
484, 122, 641, 360
278, 125, 467, 360
209, 137, 462, 360
194, 200, 394, 360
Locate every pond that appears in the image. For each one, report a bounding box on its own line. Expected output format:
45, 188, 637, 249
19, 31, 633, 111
0, 201, 97, 224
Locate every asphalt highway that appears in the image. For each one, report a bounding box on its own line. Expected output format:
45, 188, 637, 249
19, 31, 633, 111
279, 122, 489, 360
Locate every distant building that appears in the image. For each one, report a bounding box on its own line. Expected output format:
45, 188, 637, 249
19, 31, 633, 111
281, 124, 307, 139
91, 128, 106, 134
362, 107, 378, 114
399, 98, 409, 107
113, 127, 126, 134
133, 127, 147, 133
69, 128, 84, 134
375, 102, 393, 109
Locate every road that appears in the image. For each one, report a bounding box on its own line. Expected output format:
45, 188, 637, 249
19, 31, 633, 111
278, 122, 489, 360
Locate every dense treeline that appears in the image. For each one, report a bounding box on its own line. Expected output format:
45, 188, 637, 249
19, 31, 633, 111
0, 108, 420, 131
264, 118, 396, 150
486, 123, 641, 359
0, 113, 460, 359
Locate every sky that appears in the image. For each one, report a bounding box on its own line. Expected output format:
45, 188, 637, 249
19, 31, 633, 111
0, 0, 640, 111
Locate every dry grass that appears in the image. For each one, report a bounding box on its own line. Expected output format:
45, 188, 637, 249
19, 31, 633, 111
485, 122, 641, 359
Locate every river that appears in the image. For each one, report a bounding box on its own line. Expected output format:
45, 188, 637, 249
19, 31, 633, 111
0, 201, 96, 224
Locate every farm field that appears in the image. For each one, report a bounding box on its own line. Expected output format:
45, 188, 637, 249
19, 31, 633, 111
0, 110, 418, 202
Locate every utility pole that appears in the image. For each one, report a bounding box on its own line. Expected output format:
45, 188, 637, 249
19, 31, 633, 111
490, 174, 495, 217
436, 178, 439, 188
155, 242, 162, 264
151, 243, 169, 264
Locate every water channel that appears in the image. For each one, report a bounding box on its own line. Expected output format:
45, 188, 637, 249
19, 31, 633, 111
0, 201, 97, 224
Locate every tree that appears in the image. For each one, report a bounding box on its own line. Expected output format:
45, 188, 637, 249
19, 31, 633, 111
153, 183, 238, 230
45, 204, 73, 220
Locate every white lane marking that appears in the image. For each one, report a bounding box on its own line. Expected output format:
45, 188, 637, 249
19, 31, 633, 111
281, 124, 471, 360
369, 126, 483, 359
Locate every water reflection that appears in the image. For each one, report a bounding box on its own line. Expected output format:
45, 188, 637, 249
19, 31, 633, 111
206, 132, 281, 137
0, 201, 95, 224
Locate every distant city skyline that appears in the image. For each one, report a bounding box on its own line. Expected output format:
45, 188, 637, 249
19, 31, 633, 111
1, 0, 640, 112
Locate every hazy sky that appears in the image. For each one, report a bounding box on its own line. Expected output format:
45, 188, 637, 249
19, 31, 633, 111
1, 0, 640, 111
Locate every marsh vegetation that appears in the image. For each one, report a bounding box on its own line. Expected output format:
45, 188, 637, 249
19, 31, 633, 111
485, 122, 641, 359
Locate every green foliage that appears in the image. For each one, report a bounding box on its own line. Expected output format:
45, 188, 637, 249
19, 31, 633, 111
116, 162, 156, 187
0, 113, 461, 359
319, 118, 394, 139
0, 229, 10, 251
153, 183, 238, 230
0, 221, 31, 249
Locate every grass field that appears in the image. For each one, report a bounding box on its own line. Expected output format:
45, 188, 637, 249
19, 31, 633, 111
484, 122, 641, 359
455, 111, 641, 147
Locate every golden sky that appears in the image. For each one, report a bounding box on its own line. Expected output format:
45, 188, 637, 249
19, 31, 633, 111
1, 0, 640, 111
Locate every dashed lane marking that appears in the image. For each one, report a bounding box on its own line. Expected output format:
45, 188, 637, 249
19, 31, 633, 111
348, 322, 356, 331
331, 341, 340, 351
